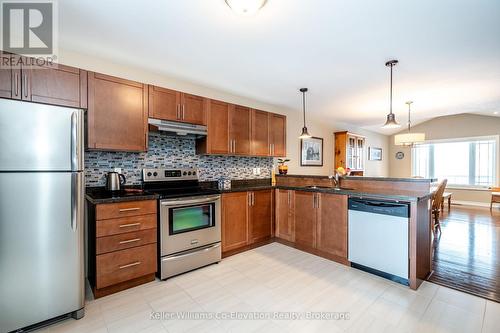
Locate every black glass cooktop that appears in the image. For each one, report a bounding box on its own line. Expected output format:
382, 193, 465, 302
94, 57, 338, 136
142, 180, 220, 199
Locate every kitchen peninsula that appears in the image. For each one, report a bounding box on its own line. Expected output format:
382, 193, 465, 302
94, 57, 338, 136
221, 174, 434, 291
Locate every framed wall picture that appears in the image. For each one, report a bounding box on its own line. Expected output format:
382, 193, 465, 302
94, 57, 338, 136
300, 137, 324, 166
369, 147, 383, 161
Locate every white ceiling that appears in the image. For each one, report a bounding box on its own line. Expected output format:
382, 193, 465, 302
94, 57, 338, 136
59, 0, 500, 134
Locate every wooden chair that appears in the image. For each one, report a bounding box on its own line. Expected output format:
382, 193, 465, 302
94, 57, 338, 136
491, 187, 500, 211
432, 179, 448, 234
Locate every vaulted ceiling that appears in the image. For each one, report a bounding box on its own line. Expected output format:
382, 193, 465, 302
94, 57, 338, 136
59, 0, 500, 133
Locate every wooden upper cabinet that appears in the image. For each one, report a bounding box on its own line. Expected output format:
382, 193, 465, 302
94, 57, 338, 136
270, 113, 286, 157
222, 192, 249, 252
0, 54, 86, 107
148, 85, 180, 121
148, 87, 205, 125
293, 191, 317, 248
23, 62, 87, 108
316, 193, 348, 259
87, 72, 148, 152
275, 189, 294, 242
0, 52, 20, 99
249, 190, 273, 243
334, 131, 365, 176
230, 105, 251, 155
251, 109, 270, 156
206, 99, 230, 154
181, 93, 205, 125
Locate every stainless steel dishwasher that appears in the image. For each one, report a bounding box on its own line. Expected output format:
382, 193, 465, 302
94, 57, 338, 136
348, 197, 410, 285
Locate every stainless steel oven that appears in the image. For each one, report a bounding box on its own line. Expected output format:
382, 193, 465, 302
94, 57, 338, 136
159, 194, 221, 279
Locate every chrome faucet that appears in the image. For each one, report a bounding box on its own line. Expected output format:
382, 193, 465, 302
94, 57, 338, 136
329, 173, 340, 188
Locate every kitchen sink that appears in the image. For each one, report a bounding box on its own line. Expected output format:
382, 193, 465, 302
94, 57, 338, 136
306, 185, 354, 191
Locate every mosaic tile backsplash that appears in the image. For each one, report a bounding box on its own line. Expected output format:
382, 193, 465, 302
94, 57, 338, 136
84, 132, 274, 186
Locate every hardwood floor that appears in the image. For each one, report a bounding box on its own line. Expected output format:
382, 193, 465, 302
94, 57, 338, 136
429, 204, 500, 302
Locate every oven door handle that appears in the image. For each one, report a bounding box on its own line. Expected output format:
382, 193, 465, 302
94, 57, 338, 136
161, 195, 220, 207
162, 243, 221, 261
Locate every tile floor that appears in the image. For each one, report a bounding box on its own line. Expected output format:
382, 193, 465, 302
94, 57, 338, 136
36, 243, 499, 333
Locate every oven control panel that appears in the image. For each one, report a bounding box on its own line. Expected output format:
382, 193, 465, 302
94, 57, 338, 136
142, 168, 198, 182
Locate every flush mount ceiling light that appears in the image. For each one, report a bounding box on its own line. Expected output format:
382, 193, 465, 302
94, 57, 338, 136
225, 0, 268, 16
394, 101, 425, 146
382, 60, 402, 129
298, 88, 312, 139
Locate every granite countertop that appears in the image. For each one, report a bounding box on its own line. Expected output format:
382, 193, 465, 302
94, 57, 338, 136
86, 187, 159, 204
275, 185, 433, 202
218, 179, 432, 202
276, 174, 437, 183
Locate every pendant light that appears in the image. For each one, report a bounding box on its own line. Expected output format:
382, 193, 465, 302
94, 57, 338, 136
225, 0, 267, 16
382, 60, 401, 129
299, 88, 312, 139
394, 101, 425, 146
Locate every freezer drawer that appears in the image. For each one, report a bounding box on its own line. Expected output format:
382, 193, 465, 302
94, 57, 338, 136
0, 172, 84, 332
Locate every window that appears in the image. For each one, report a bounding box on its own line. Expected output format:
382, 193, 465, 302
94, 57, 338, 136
412, 137, 497, 187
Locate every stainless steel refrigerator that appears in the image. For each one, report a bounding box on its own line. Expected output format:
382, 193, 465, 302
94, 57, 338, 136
0, 99, 85, 332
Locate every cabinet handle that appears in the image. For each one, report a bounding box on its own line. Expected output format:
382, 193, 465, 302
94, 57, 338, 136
182, 104, 185, 119
269, 144, 272, 156
287, 191, 291, 206
248, 192, 252, 206
313, 193, 317, 208
252, 192, 255, 206
119, 261, 141, 269
119, 238, 141, 245
272, 144, 275, 155
119, 222, 141, 228
119, 207, 140, 212
23, 73, 28, 98
233, 139, 236, 153
14, 72, 19, 97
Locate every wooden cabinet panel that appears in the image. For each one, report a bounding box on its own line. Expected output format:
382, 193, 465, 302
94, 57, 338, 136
96, 243, 156, 289
222, 192, 249, 252
148, 85, 180, 121
275, 189, 294, 242
230, 105, 251, 155
87, 72, 148, 151
0, 52, 20, 99
316, 193, 348, 258
293, 191, 317, 248
207, 99, 230, 154
181, 93, 205, 125
249, 190, 273, 243
251, 109, 270, 156
270, 113, 286, 157
96, 200, 157, 220
25, 62, 87, 108
96, 229, 157, 255
96, 214, 157, 237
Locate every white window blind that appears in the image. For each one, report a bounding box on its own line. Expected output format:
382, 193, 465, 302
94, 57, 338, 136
412, 138, 497, 187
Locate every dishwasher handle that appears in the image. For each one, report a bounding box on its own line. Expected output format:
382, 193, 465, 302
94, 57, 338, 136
348, 198, 410, 218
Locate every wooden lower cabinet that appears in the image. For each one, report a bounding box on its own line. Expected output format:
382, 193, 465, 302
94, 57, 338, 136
222, 190, 273, 254
249, 189, 273, 243
221, 192, 249, 252
293, 191, 317, 248
275, 189, 294, 242
275, 190, 348, 263
316, 193, 348, 258
87, 199, 157, 298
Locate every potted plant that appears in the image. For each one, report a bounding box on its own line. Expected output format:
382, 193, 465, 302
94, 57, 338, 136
277, 158, 290, 175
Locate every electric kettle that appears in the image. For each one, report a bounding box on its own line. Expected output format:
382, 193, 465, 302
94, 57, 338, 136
105, 172, 126, 191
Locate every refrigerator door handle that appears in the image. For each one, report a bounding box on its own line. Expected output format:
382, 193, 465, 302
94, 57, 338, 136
71, 172, 84, 232
71, 110, 84, 171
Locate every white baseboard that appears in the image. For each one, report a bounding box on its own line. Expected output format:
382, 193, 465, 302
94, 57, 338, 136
452, 200, 494, 208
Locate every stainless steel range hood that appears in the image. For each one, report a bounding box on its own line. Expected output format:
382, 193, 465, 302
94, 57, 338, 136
148, 118, 207, 137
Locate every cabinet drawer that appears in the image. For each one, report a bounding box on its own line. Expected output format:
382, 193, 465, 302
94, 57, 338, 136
96, 200, 156, 220
96, 229, 157, 254
96, 213, 157, 237
96, 243, 156, 289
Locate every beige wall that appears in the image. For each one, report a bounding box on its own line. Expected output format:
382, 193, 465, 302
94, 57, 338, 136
60, 49, 389, 177
389, 113, 500, 203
